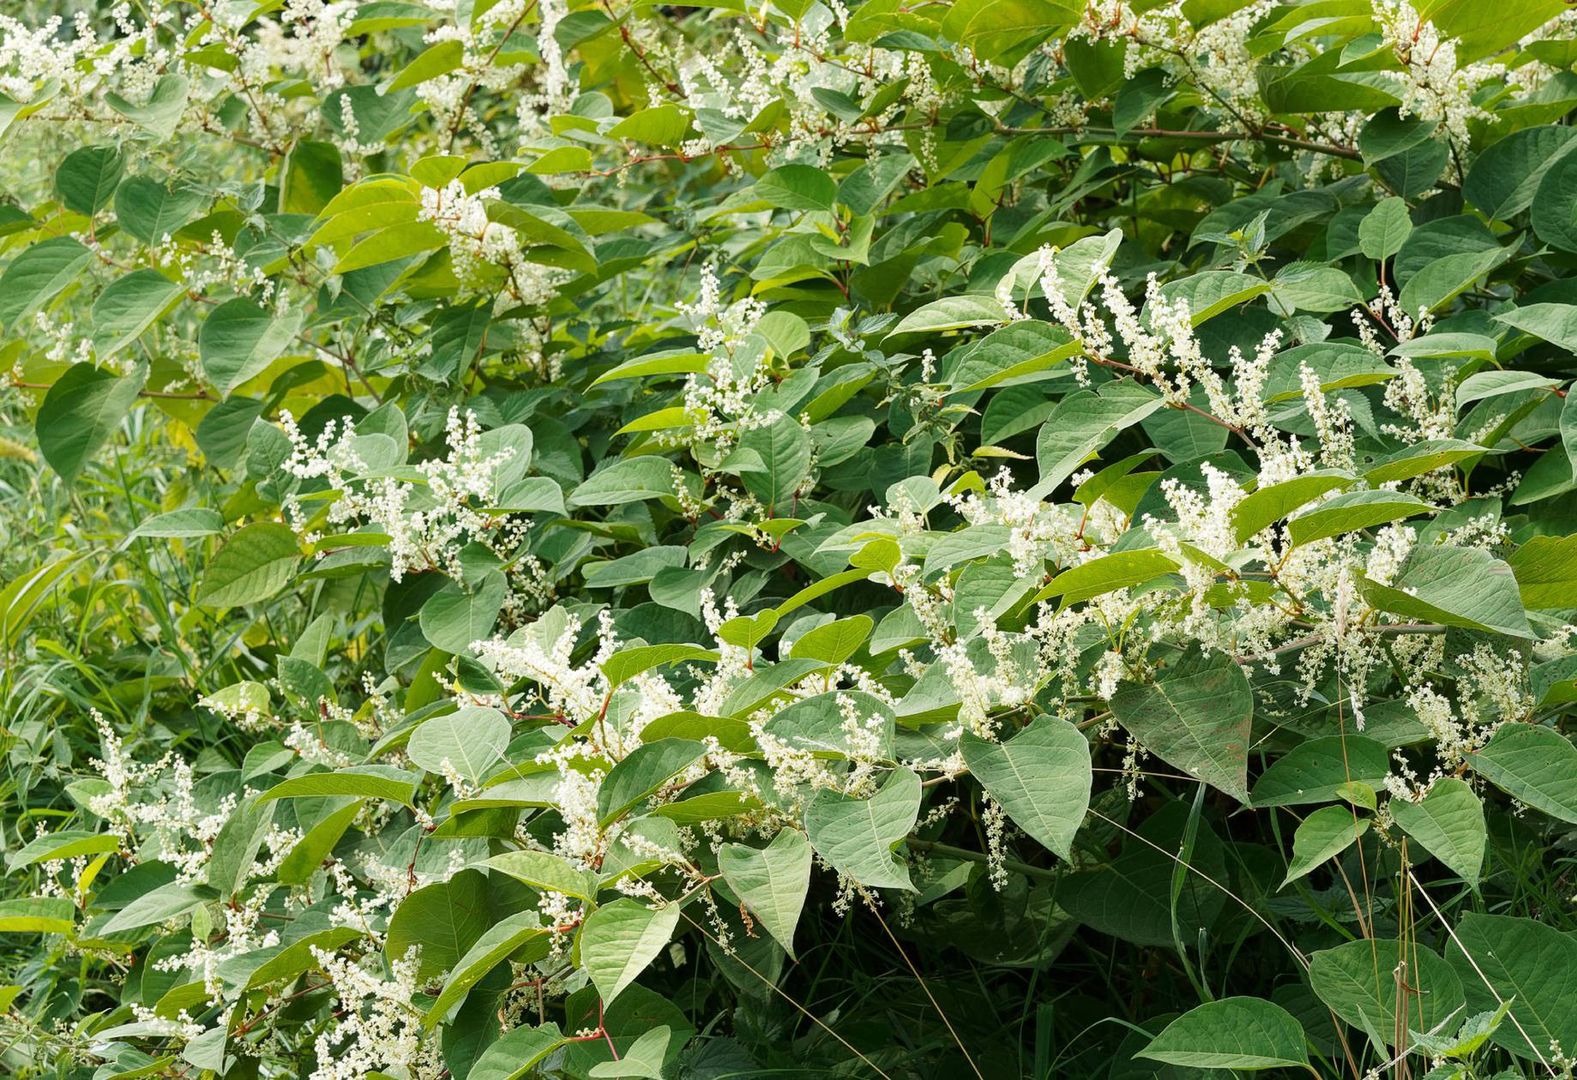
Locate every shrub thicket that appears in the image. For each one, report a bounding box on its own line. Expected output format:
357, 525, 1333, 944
3, 1, 1577, 1077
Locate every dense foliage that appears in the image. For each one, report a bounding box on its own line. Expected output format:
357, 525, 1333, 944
5, 0, 1577, 1076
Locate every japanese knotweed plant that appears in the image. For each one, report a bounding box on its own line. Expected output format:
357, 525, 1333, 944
3, 0, 1577, 1077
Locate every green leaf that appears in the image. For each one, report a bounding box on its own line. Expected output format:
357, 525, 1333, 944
419, 569, 507, 653
1494, 302, 1577, 352
197, 523, 299, 608
1362, 439, 1486, 485
717, 830, 813, 959
1110, 647, 1253, 802
1137, 997, 1310, 1071
1032, 549, 1179, 608
578, 899, 681, 1006
1360, 545, 1533, 639
91, 269, 184, 359
597, 739, 707, 826
788, 615, 873, 665
960, 716, 1090, 860
100, 882, 216, 935
199, 299, 303, 396
1469, 724, 1577, 824
1283, 806, 1369, 886
128, 508, 224, 540
0, 898, 75, 935
804, 767, 921, 890
1034, 383, 1164, 496
602, 644, 718, 687
1231, 470, 1354, 544
55, 144, 123, 215
942, 0, 1078, 63
388, 39, 464, 90
467, 1023, 565, 1080
757, 164, 837, 212
737, 415, 812, 509
260, 765, 420, 806
569, 458, 681, 507
588, 1026, 670, 1079
1285, 489, 1432, 547
424, 911, 548, 1025
384, 872, 492, 981
1506, 533, 1577, 609
407, 705, 511, 784
36, 363, 146, 483
114, 176, 205, 245
1251, 736, 1389, 807
1310, 939, 1465, 1047
104, 74, 187, 138
885, 295, 1007, 338
0, 236, 91, 330
280, 140, 343, 215
606, 104, 691, 147
484, 850, 599, 902
1446, 913, 1577, 1060
1390, 778, 1486, 889
1358, 197, 1411, 261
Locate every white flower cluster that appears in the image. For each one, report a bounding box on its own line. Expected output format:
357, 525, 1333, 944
281, 407, 524, 581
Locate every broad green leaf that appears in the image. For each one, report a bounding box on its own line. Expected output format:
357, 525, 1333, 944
55, 144, 123, 214
579, 899, 681, 1006
885, 295, 1007, 338
114, 176, 205, 245
260, 765, 420, 806
1283, 806, 1369, 886
1357, 197, 1411, 261
197, 523, 299, 608
200, 299, 303, 396
737, 415, 812, 509
1446, 913, 1577, 1060
91, 269, 184, 358
1390, 778, 1486, 888
803, 767, 921, 891
961, 716, 1090, 860
1251, 736, 1388, 807
788, 615, 873, 665
597, 739, 707, 825
101, 882, 216, 935
1286, 489, 1432, 547
588, 1026, 670, 1079
602, 644, 718, 687
1310, 939, 1464, 1047
385, 870, 492, 980
1506, 534, 1577, 608
129, 508, 224, 539
36, 363, 146, 483
485, 850, 599, 902
1360, 545, 1533, 639
1231, 470, 1354, 544
0, 236, 91, 329
0, 898, 75, 935
424, 911, 548, 1024
406, 705, 510, 784
388, 39, 464, 90
468, 1024, 565, 1080
1469, 723, 1577, 824
717, 830, 813, 959
569, 458, 682, 507
1032, 549, 1179, 608
1110, 647, 1253, 802
1138, 997, 1310, 1071
419, 569, 507, 653
756, 164, 837, 212
1034, 383, 1164, 496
